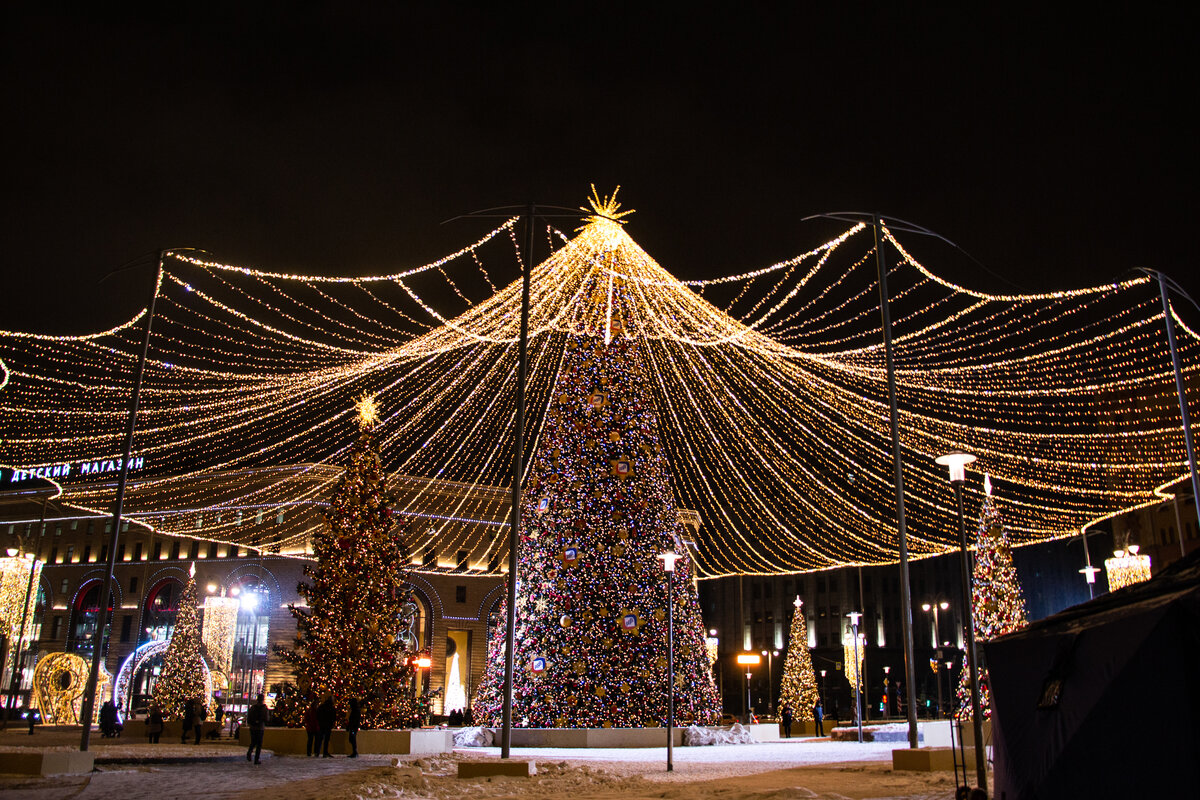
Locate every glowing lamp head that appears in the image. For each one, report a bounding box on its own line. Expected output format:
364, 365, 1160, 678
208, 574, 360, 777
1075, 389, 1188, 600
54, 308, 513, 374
935, 450, 976, 483
846, 611, 862, 627
239, 591, 259, 612
1127, 544, 1140, 555
415, 655, 432, 669
736, 653, 762, 666
658, 551, 681, 573
5, 547, 17, 557
708, 628, 718, 636
939, 601, 949, 610
921, 602, 931, 611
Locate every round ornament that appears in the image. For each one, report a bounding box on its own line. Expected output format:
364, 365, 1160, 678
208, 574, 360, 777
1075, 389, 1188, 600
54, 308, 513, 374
560, 615, 573, 628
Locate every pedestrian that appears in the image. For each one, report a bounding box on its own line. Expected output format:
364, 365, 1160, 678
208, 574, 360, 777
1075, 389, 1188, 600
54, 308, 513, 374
99, 700, 118, 737
316, 693, 336, 757
346, 697, 361, 758
780, 703, 793, 738
245, 693, 268, 765
181, 699, 196, 744
463, 707, 473, 726
214, 701, 224, 725
194, 697, 207, 744
147, 704, 164, 743
24, 705, 38, 735
304, 700, 320, 757
813, 698, 824, 737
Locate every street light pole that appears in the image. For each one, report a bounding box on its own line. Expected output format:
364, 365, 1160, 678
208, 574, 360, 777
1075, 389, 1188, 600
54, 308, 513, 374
936, 451, 988, 795
921, 601, 949, 717
659, 552, 680, 773
848, 611, 863, 743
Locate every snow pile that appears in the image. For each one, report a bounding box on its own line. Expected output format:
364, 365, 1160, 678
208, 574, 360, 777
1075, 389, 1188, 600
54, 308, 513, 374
453, 726, 495, 747
683, 723, 755, 746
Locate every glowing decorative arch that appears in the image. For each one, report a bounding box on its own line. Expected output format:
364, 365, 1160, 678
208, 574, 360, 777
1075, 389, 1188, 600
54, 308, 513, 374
33, 652, 110, 724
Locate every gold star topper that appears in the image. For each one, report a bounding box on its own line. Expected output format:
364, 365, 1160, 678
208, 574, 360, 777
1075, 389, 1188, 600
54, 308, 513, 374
356, 394, 380, 427
578, 184, 636, 229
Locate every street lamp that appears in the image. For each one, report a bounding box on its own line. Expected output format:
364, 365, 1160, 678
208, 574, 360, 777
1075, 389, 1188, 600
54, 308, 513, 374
761, 648, 780, 714
846, 612, 864, 742
659, 551, 681, 773
934, 450, 988, 794
920, 600, 950, 718
736, 652, 761, 722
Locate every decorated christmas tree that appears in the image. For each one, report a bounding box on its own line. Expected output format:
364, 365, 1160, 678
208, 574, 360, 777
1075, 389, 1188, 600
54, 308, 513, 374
778, 596, 819, 720
153, 564, 207, 719
472, 332, 720, 728
276, 396, 418, 729
955, 475, 1028, 720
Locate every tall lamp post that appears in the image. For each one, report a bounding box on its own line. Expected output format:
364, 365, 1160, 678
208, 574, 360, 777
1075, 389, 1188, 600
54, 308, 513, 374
921, 601, 949, 717
847, 612, 864, 743
760, 648, 780, 715
736, 653, 761, 722
659, 552, 681, 773
935, 450, 988, 795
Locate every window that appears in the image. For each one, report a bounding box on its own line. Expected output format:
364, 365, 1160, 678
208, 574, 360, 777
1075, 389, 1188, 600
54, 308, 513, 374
52, 617, 63, 639
120, 615, 133, 643
133, 542, 143, 561
130, 576, 139, 594
49, 547, 58, 564
830, 578, 838, 592
189, 541, 199, 560
456, 550, 468, 570
55, 526, 62, 537
83, 545, 91, 562
142, 579, 181, 643
61, 579, 69, 593
99, 544, 108, 564
171, 540, 181, 559
207, 542, 217, 558
118, 543, 126, 561
153, 542, 163, 560
66, 545, 75, 562
817, 578, 825, 593
455, 585, 467, 603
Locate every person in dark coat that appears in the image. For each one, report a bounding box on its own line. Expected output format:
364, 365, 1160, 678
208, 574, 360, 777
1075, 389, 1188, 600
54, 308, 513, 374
316, 693, 336, 757
193, 698, 206, 744
245, 694, 268, 764
780, 703, 794, 738
813, 698, 825, 736
99, 700, 118, 737
147, 704, 164, 743
181, 699, 196, 744
346, 697, 361, 758
304, 701, 320, 757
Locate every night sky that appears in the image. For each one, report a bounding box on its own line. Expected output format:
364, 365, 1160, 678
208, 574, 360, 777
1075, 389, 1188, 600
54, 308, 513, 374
3, 6, 1197, 334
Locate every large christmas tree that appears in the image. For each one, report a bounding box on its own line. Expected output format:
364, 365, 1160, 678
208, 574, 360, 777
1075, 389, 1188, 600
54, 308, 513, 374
153, 564, 207, 719
955, 476, 1028, 720
276, 396, 417, 729
778, 596, 819, 720
473, 333, 720, 727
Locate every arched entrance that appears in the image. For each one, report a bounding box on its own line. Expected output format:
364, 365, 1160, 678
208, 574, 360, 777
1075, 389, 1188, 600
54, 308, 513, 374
68, 581, 115, 662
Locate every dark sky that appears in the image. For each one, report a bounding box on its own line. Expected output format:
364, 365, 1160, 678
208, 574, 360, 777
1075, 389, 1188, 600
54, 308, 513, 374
3, 5, 1197, 334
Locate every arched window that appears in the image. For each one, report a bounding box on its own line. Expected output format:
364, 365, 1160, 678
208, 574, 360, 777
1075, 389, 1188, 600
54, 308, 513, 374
141, 578, 182, 644
69, 581, 115, 661
229, 575, 271, 713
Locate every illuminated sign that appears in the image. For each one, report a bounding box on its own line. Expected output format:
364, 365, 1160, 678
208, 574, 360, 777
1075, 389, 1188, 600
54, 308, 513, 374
3, 457, 146, 485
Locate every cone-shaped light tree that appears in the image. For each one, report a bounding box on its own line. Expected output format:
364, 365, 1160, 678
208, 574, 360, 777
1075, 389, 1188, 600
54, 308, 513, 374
153, 564, 207, 719
955, 476, 1028, 720
472, 332, 720, 727
778, 596, 819, 720
276, 396, 418, 729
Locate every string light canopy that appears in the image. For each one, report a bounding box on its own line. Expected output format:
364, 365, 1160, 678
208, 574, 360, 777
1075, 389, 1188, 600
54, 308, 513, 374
1, 193, 1197, 576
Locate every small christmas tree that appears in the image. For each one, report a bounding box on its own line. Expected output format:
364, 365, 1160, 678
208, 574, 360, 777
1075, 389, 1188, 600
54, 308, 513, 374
276, 396, 417, 729
778, 596, 819, 720
153, 564, 207, 720
955, 476, 1028, 720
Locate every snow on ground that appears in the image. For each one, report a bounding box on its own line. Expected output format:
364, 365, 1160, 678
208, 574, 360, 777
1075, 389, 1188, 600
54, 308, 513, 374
0, 727, 963, 800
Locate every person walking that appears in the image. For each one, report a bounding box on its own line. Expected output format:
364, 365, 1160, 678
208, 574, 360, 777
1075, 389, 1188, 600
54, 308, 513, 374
780, 703, 794, 738
304, 700, 320, 757
813, 698, 825, 737
346, 698, 361, 758
245, 694, 268, 764
316, 693, 336, 757
147, 704, 164, 743
193, 697, 206, 744
181, 699, 196, 744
